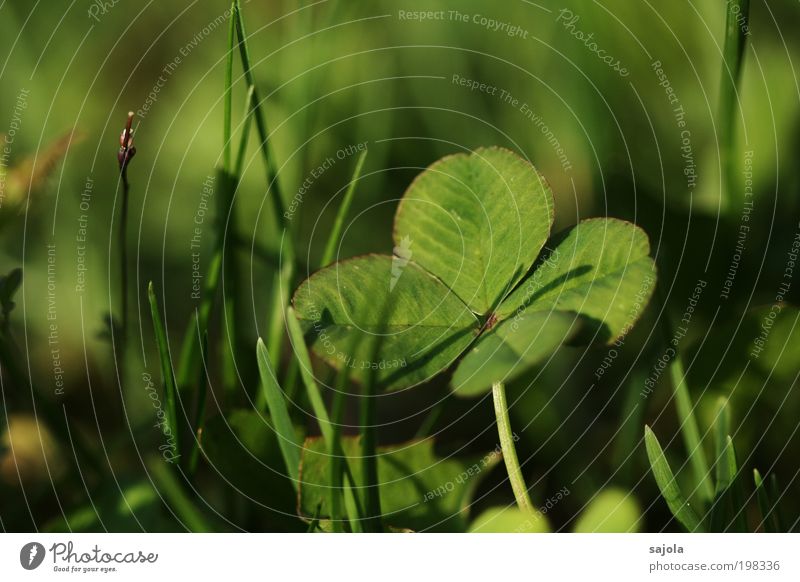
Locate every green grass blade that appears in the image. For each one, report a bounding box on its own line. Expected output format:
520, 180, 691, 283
330, 336, 364, 532
713, 397, 732, 492
285, 306, 333, 444
320, 149, 368, 267
359, 334, 384, 532
657, 283, 713, 503
710, 435, 739, 531
147, 457, 211, 532
644, 426, 705, 532
148, 282, 181, 462
769, 474, 784, 532
719, 0, 750, 213
753, 469, 772, 532
726, 437, 748, 532
223, 0, 235, 173
233, 85, 256, 178
232, 0, 288, 224
188, 330, 210, 475
256, 337, 301, 488
342, 479, 363, 533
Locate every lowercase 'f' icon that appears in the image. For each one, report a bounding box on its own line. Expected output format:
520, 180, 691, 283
20, 542, 46, 570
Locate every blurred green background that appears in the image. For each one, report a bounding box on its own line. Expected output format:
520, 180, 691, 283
1, 0, 799, 532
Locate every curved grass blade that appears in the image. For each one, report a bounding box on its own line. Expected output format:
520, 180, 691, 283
655, 283, 713, 503
644, 426, 705, 532
148, 282, 181, 462
188, 330, 210, 475
285, 306, 333, 445
147, 457, 211, 532
256, 337, 301, 488
769, 474, 784, 532
320, 149, 368, 267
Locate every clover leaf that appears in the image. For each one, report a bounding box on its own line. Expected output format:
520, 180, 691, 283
292, 147, 656, 393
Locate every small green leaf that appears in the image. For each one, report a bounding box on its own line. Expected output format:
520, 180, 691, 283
468, 506, 550, 533
499, 219, 655, 344
573, 488, 642, 533
292, 254, 478, 391
256, 338, 302, 487
644, 426, 705, 532
299, 437, 488, 532
394, 147, 554, 314
452, 311, 576, 397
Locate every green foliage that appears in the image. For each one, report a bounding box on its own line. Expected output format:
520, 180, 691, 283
293, 254, 478, 391
299, 437, 486, 532
200, 409, 297, 522
394, 147, 554, 315
293, 148, 656, 394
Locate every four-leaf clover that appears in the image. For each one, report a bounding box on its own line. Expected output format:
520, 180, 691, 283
292, 147, 656, 395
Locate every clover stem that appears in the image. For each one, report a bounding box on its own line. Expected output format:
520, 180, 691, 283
492, 381, 535, 514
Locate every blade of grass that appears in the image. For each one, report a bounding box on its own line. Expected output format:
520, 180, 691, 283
357, 327, 390, 533
644, 425, 705, 532
719, 0, 750, 214
285, 306, 333, 443
223, 0, 235, 173
726, 436, 747, 532
278, 149, 368, 414
148, 282, 181, 463
234, 85, 256, 177
188, 330, 210, 475
709, 399, 748, 532
709, 434, 738, 531
147, 457, 211, 532
328, 369, 347, 533
233, 0, 297, 378
284, 307, 363, 530
175, 84, 255, 394
320, 149, 368, 267
492, 381, 535, 514
232, 0, 288, 224
657, 284, 713, 503
256, 337, 300, 488
753, 469, 778, 533
713, 397, 731, 489
768, 474, 784, 532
